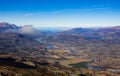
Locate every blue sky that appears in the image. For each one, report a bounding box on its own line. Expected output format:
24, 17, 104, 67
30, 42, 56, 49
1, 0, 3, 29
0, 0, 120, 27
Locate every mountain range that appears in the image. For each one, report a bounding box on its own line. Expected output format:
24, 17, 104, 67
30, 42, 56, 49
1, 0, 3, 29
0, 22, 120, 75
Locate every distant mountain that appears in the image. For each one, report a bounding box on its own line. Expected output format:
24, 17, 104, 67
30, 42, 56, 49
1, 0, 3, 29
0, 22, 19, 32
0, 22, 43, 39
0, 22, 19, 28
57, 26, 120, 39
0, 22, 46, 56
108, 26, 120, 30
57, 28, 97, 35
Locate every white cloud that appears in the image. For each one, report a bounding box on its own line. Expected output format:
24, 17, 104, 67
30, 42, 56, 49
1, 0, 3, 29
19, 25, 38, 34
25, 13, 34, 17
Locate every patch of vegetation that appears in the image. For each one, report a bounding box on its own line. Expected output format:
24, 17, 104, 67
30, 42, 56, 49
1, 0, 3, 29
69, 62, 88, 68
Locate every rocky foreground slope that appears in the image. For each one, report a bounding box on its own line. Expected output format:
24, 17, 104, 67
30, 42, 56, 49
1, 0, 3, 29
0, 55, 120, 76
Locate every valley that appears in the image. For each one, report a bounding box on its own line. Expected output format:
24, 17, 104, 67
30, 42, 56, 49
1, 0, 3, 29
0, 22, 120, 76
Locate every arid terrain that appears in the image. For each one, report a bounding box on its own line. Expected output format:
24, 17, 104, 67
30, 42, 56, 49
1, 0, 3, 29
0, 22, 120, 76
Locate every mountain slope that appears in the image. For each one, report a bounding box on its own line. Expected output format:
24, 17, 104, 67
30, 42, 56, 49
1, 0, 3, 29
0, 22, 19, 32
0, 32, 46, 56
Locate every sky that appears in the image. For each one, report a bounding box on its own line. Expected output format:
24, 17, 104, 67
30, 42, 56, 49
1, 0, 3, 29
0, 0, 120, 27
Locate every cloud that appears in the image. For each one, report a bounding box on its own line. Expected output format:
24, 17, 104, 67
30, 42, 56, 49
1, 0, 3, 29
4, 25, 40, 35
91, 4, 105, 8
25, 13, 34, 17
48, 6, 106, 14
19, 25, 38, 34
